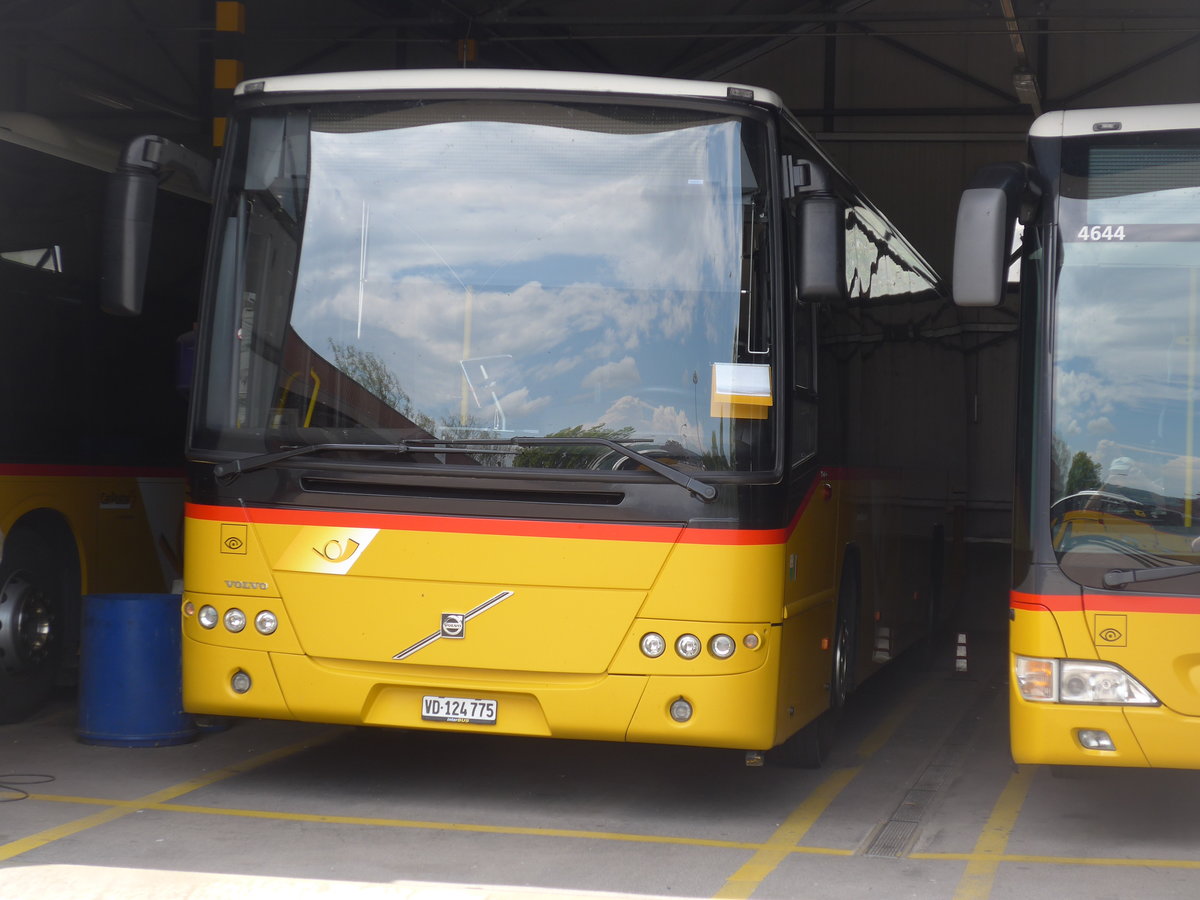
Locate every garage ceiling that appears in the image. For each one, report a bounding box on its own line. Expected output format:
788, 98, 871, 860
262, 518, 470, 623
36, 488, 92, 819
3, 0, 1198, 273
5, 1, 1199, 143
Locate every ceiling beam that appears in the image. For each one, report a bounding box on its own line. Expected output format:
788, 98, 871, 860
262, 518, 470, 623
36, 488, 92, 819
999, 0, 1041, 115
671, 0, 879, 80
1059, 32, 1200, 105
847, 22, 1018, 105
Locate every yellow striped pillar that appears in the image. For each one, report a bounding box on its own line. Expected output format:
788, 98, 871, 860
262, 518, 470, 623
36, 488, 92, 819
213, 1, 245, 148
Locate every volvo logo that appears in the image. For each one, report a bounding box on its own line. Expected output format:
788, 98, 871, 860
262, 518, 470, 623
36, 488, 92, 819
393, 591, 513, 660
225, 580, 270, 591
441, 613, 465, 638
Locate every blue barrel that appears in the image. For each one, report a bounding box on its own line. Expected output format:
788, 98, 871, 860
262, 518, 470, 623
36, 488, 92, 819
77, 593, 197, 747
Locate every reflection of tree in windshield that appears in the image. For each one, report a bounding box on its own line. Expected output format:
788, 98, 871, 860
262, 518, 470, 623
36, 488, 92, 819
330, 340, 410, 411
1066, 450, 1101, 494
513, 424, 636, 469
330, 340, 436, 433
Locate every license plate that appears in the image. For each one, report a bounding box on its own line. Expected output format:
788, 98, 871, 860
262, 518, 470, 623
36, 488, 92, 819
421, 695, 497, 725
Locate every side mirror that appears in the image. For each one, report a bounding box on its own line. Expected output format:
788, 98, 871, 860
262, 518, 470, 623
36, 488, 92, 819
101, 163, 158, 316
798, 194, 847, 302
952, 162, 1040, 308
101, 135, 213, 317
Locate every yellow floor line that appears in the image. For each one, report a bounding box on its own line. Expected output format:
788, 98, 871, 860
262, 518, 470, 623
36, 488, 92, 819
25, 791, 852, 856
950, 768, 1035, 900
0, 728, 345, 864
710, 683, 931, 899
19, 779, 1200, 874
711, 767, 860, 900
917, 851, 1200, 870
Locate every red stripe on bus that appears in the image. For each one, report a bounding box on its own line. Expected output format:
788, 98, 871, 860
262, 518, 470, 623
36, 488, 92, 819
1012, 589, 1200, 615
1011, 591, 1076, 612
186, 496, 812, 546
188, 502, 685, 542
1082, 593, 1200, 615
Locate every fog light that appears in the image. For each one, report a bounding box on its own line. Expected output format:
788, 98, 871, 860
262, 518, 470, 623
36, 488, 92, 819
669, 697, 693, 722
231, 670, 252, 694
640, 632, 666, 658
224, 608, 247, 633
255, 610, 278, 635
198, 605, 218, 629
676, 634, 702, 659
709, 634, 736, 659
1078, 729, 1115, 751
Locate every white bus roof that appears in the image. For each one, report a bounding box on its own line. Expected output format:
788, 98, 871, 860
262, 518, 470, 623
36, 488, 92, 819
234, 68, 784, 110
1031, 103, 1200, 138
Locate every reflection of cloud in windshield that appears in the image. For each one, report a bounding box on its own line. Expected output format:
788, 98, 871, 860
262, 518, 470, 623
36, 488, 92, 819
286, 112, 747, 438
1055, 261, 1197, 467
596, 396, 691, 442
494, 387, 550, 419
297, 120, 740, 297
1160, 454, 1200, 499
583, 356, 640, 391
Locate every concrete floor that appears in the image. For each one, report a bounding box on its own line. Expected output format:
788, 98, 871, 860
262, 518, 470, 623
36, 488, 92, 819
3, 543, 1200, 899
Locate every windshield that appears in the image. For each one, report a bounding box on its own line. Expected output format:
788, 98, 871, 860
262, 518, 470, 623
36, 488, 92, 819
193, 98, 774, 475
1050, 131, 1200, 589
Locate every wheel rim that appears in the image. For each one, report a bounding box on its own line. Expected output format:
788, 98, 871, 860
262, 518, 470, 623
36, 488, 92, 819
831, 617, 850, 709
0, 572, 55, 672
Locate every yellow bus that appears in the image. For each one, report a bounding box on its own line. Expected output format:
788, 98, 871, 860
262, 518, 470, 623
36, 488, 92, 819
954, 103, 1200, 768
108, 70, 966, 765
0, 114, 202, 722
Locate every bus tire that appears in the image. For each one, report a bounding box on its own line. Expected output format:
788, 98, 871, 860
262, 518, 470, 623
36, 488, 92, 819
0, 528, 71, 723
830, 560, 859, 711
772, 710, 833, 769
772, 558, 859, 768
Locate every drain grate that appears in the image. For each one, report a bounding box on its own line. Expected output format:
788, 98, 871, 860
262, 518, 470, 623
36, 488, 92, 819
912, 764, 951, 793
861, 676, 1003, 859
865, 820, 919, 858
893, 788, 937, 823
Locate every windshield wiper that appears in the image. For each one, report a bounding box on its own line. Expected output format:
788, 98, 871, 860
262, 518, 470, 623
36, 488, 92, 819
1103, 564, 1200, 588
211, 437, 717, 502
506, 437, 717, 502
212, 442, 440, 479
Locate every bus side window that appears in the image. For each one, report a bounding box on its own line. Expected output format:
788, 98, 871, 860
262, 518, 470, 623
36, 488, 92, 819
789, 202, 818, 464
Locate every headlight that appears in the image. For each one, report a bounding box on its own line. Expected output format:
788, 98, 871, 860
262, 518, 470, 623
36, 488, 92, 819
1015, 655, 1159, 706
198, 605, 219, 629
709, 634, 736, 659
1060, 660, 1158, 705
224, 608, 247, 633
640, 632, 666, 658
675, 634, 702, 659
255, 610, 278, 635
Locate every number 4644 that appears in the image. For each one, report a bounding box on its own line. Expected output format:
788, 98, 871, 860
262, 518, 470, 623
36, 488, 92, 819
1078, 225, 1126, 241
